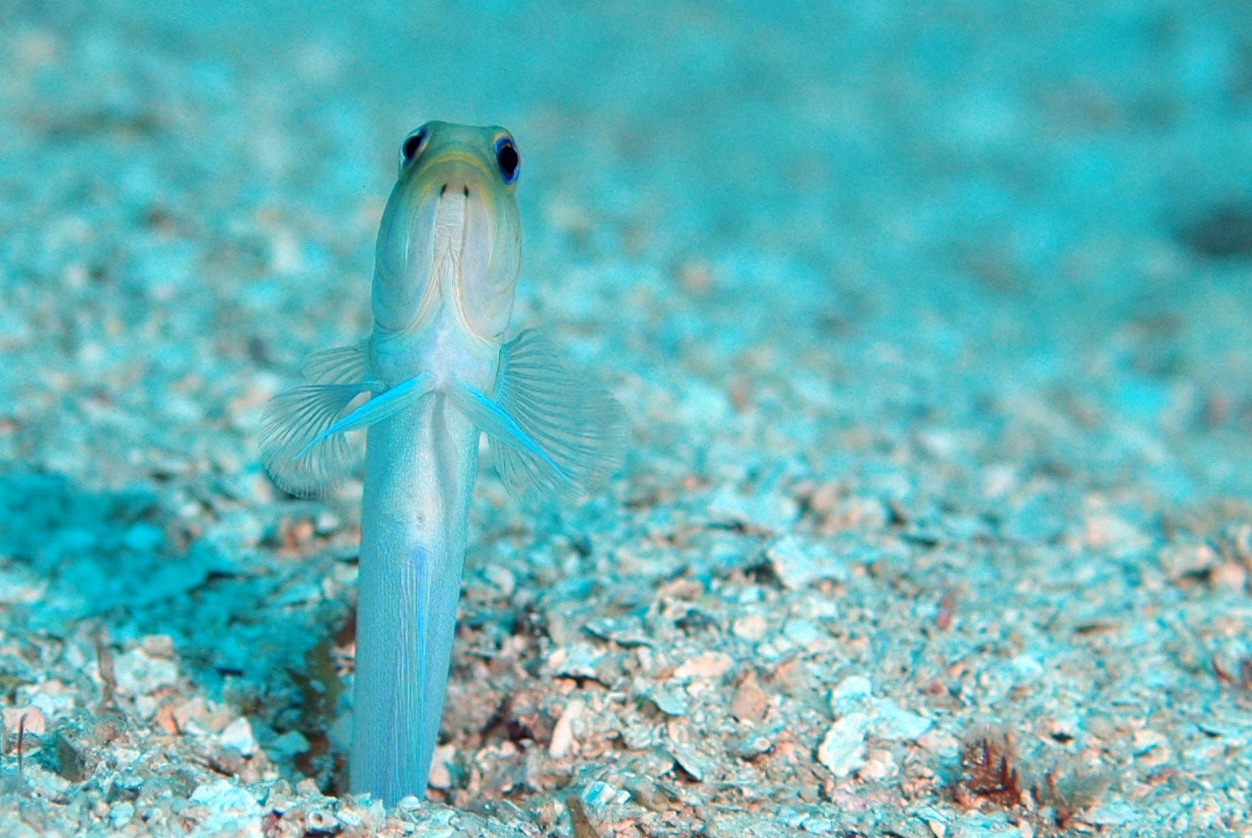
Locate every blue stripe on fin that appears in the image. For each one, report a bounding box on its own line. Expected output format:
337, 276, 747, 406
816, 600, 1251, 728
259, 382, 369, 497
486, 330, 626, 500
447, 378, 567, 479
296, 372, 433, 458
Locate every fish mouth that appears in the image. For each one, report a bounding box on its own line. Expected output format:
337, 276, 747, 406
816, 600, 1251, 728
373, 141, 520, 341
396, 163, 499, 346
431, 180, 470, 286
416, 151, 498, 197
409, 151, 500, 247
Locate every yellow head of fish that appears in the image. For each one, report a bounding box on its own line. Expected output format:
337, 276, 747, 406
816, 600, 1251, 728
372, 121, 522, 343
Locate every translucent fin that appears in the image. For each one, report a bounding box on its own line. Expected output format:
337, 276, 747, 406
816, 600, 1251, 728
302, 342, 370, 384
298, 373, 433, 458
259, 383, 369, 497
447, 380, 565, 476
480, 330, 626, 499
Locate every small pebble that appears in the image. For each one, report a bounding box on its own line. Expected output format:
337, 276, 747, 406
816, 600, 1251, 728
218, 717, 255, 757
730, 674, 768, 724
549, 698, 584, 759
108, 801, 135, 829
817, 712, 870, 777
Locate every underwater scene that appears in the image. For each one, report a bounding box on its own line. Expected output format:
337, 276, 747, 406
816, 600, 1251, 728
2, 0, 1252, 835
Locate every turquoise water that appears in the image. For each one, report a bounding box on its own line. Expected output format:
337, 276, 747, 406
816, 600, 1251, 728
2, 1, 1251, 834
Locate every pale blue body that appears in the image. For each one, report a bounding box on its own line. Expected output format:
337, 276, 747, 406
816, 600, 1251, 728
349, 128, 510, 801
351, 323, 494, 801
260, 122, 624, 805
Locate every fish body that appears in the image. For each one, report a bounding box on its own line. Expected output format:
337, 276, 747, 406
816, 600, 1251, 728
351, 388, 476, 800
260, 122, 624, 804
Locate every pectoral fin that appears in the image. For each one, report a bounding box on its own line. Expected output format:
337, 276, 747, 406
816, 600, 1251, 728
302, 341, 370, 383
447, 379, 565, 477
259, 383, 370, 497
298, 373, 433, 457
260, 372, 433, 497
451, 330, 626, 499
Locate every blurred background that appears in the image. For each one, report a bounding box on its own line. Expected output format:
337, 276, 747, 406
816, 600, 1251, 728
3, 0, 1252, 496
2, 0, 1252, 830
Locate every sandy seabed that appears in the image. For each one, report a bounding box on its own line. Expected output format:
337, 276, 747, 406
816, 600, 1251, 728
3, 1, 1252, 836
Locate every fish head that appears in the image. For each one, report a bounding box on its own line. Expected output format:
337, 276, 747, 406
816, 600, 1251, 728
372, 121, 522, 344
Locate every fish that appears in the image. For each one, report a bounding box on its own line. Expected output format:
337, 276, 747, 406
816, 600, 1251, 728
258, 121, 625, 804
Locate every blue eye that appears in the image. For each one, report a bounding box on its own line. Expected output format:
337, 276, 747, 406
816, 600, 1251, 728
494, 136, 520, 184
400, 128, 427, 168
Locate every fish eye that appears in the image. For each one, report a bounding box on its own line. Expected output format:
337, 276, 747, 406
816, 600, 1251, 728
400, 128, 427, 168
494, 136, 520, 184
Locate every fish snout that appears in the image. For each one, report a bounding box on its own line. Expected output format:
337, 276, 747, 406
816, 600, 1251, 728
437, 180, 476, 201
